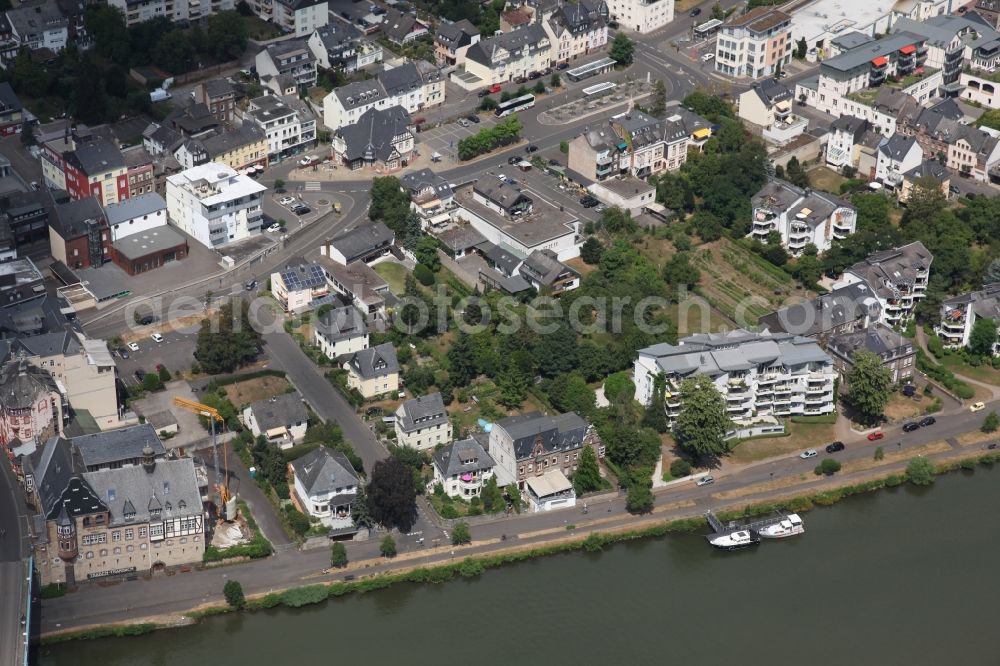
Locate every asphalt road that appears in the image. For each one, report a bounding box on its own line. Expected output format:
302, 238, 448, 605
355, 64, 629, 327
0, 448, 30, 666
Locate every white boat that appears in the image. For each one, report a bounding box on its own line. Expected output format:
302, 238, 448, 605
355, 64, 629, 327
758, 513, 805, 539
708, 530, 760, 551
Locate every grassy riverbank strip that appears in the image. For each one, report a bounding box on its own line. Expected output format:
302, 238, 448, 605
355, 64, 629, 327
40, 449, 1000, 645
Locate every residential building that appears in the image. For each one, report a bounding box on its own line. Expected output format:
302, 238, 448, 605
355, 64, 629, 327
242, 95, 317, 160
826, 115, 870, 169
0, 191, 49, 245
738, 77, 807, 144
268, 0, 328, 37
400, 168, 454, 228
489, 410, 601, 492
432, 437, 495, 499
875, 134, 923, 189
891, 15, 998, 96
49, 197, 110, 270
827, 324, 916, 384
107, 0, 234, 26
343, 342, 399, 398
435, 19, 480, 66
977, 0, 1000, 30
71, 424, 166, 472
832, 241, 933, 326
270, 261, 330, 313
165, 102, 221, 138
381, 7, 429, 45
41, 136, 129, 205
0, 82, 24, 137
715, 6, 792, 80
313, 305, 368, 360
946, 124, 1000, 182
142, 122, 184, 158
394, 392, 452, 451
567, 108, 710, 182
526, 469, 576, 512
165, 163, 266, 248
308, 23, 383, 72
323, 79, 390, 132
322, 221, 394, 265
500, 8, 533, 32
518, 249, 581, 295
758, 282, 883, 345
193, 79, 238, 124
288, 447, 357, 527
0, 359, 64, 460
104, 193, 189, 275
604, 0, 673, 34
0, 258, 46, 309
454, 177, 582, 261
316, 256, 392, 319
749, 178, 857, 255
379, 61, 445, 113
542, 0, 608, 64
255, 39, 318, 89
586, 175, 655, 215
3, 0, 68, 65
173, 124, 269, 173
331, 105, 415, 172
478, 243, 533, 294
25, 437, 204, 586
899, 159, 950, 204
461, 24, 551, 90
103, 193, 167, 242
122, 146, 157, 199
634, 329, 837, 425
936, 283, 1000, 353
242, 393, 308, 449
436, 224, 487, 259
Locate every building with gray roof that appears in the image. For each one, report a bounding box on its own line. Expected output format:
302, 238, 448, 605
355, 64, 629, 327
518, 249, 580, 295
489, 410, 600, 489
103, 193, 167, 228
936, 282, 1000, 354
72, 424, 167, 472
313, 305, 368, 360
289, 446, 358, 525
827, 323, 916, 384
750, 178, 857, 255
432, 437, 495, 499
323, 220, 395, 265
833, 241, 933, 327
331, 105, 414, 173
394, 392, 452, 451
758, 282, 882, 343
242, 393, 308, 449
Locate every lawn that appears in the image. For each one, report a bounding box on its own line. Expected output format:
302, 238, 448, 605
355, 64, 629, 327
728, 421, 837, 464
373, 262, 410, 296
938, 354, 1000, 386
808, 166, 847, 195
883, 392, 927, 423
672, 295, 734, 336
242, 15, 283, 40
223, 375, 292, 407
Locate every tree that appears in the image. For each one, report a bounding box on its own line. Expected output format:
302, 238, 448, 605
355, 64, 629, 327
814, 458, 841, 476
785, 156, 809, 188
795, 37, 807, 59
550, 73, 561, 88
669, 458, 692, 477
968, 317, 998, 357
496, 363, 529, 409
649, 79, 667, 117
711, 1, 724, 20
547, 373, 596, 417
451, 521, 471, 545
603, 371, 635, 405
330, 541, 348, 568
673, 375, 730, 461
223, 580, 245, 609
626, 483, 654, 514
599, 206, 636, 233
447, 332, 478, 385
413, 263, 435, 286
982, 411, 1000, 433
906, 456, 935, 486
533, 80, 545, 94
368, 176, 411, 235
846, 350, 893, 424
352, 484, 374, 530
506, 483, 523, 513
481, 475, 504, 513
580, 237, 604, 264
609, 33, 635, 66
274, 178, 285, 190
414, 236, 441, 272
195, 301, 262, 375
573, 446, 602, 494
157, 365, 171, 382
142, 372, 163, 392
662, 252, 700, 291
367, 458, 417, 531
978, 108, 1000, 132
380, 534, 397, 558
207, 11, 247, 62
986, 258, 1000, 284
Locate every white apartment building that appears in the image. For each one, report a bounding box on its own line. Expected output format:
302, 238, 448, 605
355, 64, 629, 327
715, 6, 792, 80
242, 95, 317, 160
313, 305, 368, 360
936, 284, 1000, 354
460, 24, 551, 90
832, 242, 933, 327
750, 178, 857, 256
323, 62, 443, 131
268, 0, 328, 37
394, 392, 453, 451
4, 0, 67, 57
604, 0, 673, 34
432, 438, 495, 499
541, 0, 609, 63
165, 163, 266, 248
875, 133, 923, 189
634, 330, 837, 426
103, 193, 167, 242
254, 39, 318, 90
107, 0, 234, 26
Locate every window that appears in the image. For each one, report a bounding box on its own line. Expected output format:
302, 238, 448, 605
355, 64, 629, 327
112, 531, 121, 542
139, 527, 148, 538
125, 529, 133, 540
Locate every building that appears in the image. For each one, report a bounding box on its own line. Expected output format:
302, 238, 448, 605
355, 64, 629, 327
946, 124, 1000, 182
103, 193, 167, 243
749, 178, 857, 255
525, 469, 576, 512
0, 359, 64, 460
110, 226, 188, 276
288, 447, 357, 526
827, 324, 916, 384
270, 261, 330, 313
899, 159, 950, 204
0, 82, 24, 137
106, 0, 234, 26
255, 39, 318, 90
25, 437, 204, 586
72, 424, 166, 472
0, 258, 45, 309
634, 329, 837, 425
242, 393, 308, 449
268, 0, 328, 37
331, 106, 415, 172
381, 7, 429, 45
343, 342, 399, 398
50, 197, 109, 270
41, 136, 129, 205
3, 0, 68, 64
875, 134, 923, 190
604, 0, 673, 34
394, 392, 452, 451
454, 177, 582, 261
313, 305, 368, 360
435, 19, 481, 66
165, 163, 266, 248
825, 115, 870, 169
308, 23, 383, 72
316, 256, 392, 319
489, 411, 600, 492
401, 168, 454, 228
173, 124, 269, 174
1, 191, 49, 246
936, 283, 1000, 354
567, 109, 710, 182
759, 282, 882, 345
832, 241, 933, 326
379, 61, 445, 113
322, 221, 394, 265
518, 249, 581, 295
461, 24, 551, 90
432, 437, 495, 499
738, 78, 807, 144
891, 14, 999, 96
323, 79, 390, 132
715, 6, 792, 80
123, 146, 157, 199
542, 0, 608, 64
242, 95, 317, 160
193, 79, 238, 123
586, 176, 655, 215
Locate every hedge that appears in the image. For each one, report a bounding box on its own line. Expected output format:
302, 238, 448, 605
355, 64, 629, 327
916, 349, 974, 399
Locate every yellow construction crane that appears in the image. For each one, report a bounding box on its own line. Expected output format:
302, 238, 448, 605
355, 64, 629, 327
173, 397, 235, 520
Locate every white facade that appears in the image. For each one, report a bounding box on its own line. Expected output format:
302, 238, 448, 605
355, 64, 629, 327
272, 0, 328, 36
107, 0, 234, 26
292, 473, 354, 521
243, 95, 317, 159
715, 7, 792, 80
750, 179, 857, 255
165, 163, 266, 248
453, 203, 582, 262
875, 137, 923, 188
103, 196, 168, 242
604, 0, 673, 33
936, 285, 1000, 354
242, 404, 307, 449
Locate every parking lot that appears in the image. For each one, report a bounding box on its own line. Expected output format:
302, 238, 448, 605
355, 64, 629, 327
418, 113, 501, 162
115, 326, 199, 386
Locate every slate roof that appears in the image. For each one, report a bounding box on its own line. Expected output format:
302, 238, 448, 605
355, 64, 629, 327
346, 342, 398, 380
482, 242, 523, 276
400, 167, 453, 200
83, 457, 202, 527
474, 178, 532, 212
52, 197, 105, 240
495, 411, 589, 461
247, 392, 308, 432
519, 249, 578, 287
335, 105, 412, 163
0, 82, 23, 114
845, 241, 933, 293
903, 159, 949, 182
828, 324, 913, 362
72, 424, 166, 471
103, 193, 166, 226
314, 305, 367, 344
830, 115, 868, 140
433, 437, 495, 478
879, 133, 918, 160
6, 0, 67, 37
290, 446, 358, 498
28, 436, 104, 520
759, 282, 881, 337
381, 7, 427, 43
466, 23, 549, 68
8, 329, 80, 358
751, 78, 792, 106
0, 359, 57, 410
378, 62, 423, 97
67, 138, 125, 175
436, 19, 479, 48
202, 78, 235, 99
332, 79, 389, 109
327, 220, 394, 263
395, 392, 448, 434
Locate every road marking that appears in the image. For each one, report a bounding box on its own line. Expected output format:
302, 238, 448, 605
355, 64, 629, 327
304, 182, 321, 191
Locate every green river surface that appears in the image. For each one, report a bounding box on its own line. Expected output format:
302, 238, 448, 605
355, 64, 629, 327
40, 466, 1000, 665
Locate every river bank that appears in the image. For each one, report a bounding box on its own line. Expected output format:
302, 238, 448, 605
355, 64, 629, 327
40, 446, 1000, 645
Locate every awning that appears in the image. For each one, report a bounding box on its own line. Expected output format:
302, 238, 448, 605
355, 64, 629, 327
775, 100, 791, 111
692, 127, 711, 139
266, 426, 288, 439
871, 56, 888, 67
899, 44, 916, 55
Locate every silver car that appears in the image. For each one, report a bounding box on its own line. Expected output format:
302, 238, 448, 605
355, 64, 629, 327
800, 449, 818, 459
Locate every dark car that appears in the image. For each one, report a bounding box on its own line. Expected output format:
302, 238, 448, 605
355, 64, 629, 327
466, 114, 481, 124
689, 7, 701, 16
514, 76, 527, 84
825, 441, 845, 454
557, 62, 570, 70
525, 144, 538, 153
134, 369, 146, 382
608, 20, 619, 28
580, 195, 599, 208
548, 158, 561, 166
902, 384, 916, 397
528, 71, 541, 80
116, 347, 129, 359
245, 280, 258, 291
919, 416, 937, 427
903, 421, 921, 432
478, 90, 489, 98
293, 205, 311, 215
138, 315, 155, 326
509, 156, 521, 165
365, 406, 383, 417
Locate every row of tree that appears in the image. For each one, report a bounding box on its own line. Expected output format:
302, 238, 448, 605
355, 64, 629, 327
457, 115, 523, 161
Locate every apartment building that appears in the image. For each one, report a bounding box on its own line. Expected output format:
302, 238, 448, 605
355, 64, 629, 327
242, 95, 316, 160
41, 135, 129, 205
634, 329, 837, 425
193, 79, 238, 124
435, 19, 480, 66
715, 6, 791, 80
0, 82, 24, 137
899, 159, 950, 204
107, 0, 234, 26
737, 77, 807, 144
400, 168, 454, 227
343, 342, 399, 398
381, 7, 429, 45
946, 124, 1000, 182
313, 305, 368, 360
269, 261, 329, 313
604, 0, 673, 34
268, 0, 328, 37
432, 438, 495, 499
489, 411, 601, 493
242, 393, 308, 449
759, 282, 883, 345
0, 359, 64, 459
832, 241, 933, 327
461, 24, 551, 90
173, 124, 269, 173
3, 0, 68, 63
891, 15, 998, 95
394, 392, 452, 451
936, 283, 1000, 354
332, 106, 414, 172
49, 197, 110, 270
165, 163, 266, 248
288, 447, 358, 527
255, 39, 318, 91
874, 133, 923, 189
827, 324, 916, 384
749, 178, 857, 255
542, 0, 608, 64
826, 115, 870, 169
308, 23, 383, 72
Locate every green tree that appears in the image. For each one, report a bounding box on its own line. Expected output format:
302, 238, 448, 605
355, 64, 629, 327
274, 178, 285, 190
785, 156, 809, 188
874, 446, 885, 461
414, 236, 441, 272
352, 484, 374, 530
795, 37, 807, 59
982, 411, 1000, 433
968, 317, 997, 357
194, 301, 262, 375
481, 475, 504, 513
649, 79, 667, 117
573, 446, 602, 494
412, 263, 435, 286
609, 33, 635, 66
207, 11, 248, 61
978, 108, 1000, 132
814, 458, 841, 476
223, 580, 245, 609
662, 252, 700, 291
496, 363, 529, 409
547, 373, 596, 417
157, 365, 171, 382
986, 258, 1000, 284
330, 541, 348, 568
447, 331, 478, 385
603, 371, 635, 405
846, 350, 893, 424
580, 237, 604, 264
673, 375, 730, 461
669, 458, 692, 477
550, 73, 561, 88
380, 535, 397, 558
451, 521, 471, 545
368, 176, 411, 235
367, 457, 417, 531
626, 483, 654, 514
905, 456, 935, 486
142, 372, 163, 392
711, 1, 724, 20
506, 483, 523, 513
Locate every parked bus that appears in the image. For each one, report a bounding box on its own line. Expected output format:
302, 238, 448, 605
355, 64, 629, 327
494, 94, 536, 118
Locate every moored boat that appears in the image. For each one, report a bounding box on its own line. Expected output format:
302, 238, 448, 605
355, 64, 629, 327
708, 530, 760, 551
758, 513, 805, 539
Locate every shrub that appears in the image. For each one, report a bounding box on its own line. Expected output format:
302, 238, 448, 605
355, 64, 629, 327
279, 585, 328, 608
451, 521, 471, 545
905, 456, 935, 486
625, 484, 654, 514
814, 458, 841, 476
873, 446, 884, 461
669, 459, 692, 478
582, 533, 604, 552
330, 542, 348, 568
380, 535, 397, 558
885, 474, 904, 487
223, 580, 245, 609
982, 411, 999, 433
413, 264, 435, 286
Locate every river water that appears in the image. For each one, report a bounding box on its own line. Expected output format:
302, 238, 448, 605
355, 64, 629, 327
41, 467, 1000, 666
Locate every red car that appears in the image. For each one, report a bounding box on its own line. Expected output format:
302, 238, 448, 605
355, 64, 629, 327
867, 431, 885, 441
488, 83, 501, 94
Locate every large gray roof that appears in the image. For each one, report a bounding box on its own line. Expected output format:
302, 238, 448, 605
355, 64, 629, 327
759, 282, 880, 337
83, 458, 202, 528
247, 392, 308, 432
466, 24, 548, 68
433, 437, 495, 478
103, 193, 166, 226
821, 32, 925, 73
29, 436, 103, 520
495, 411, 589, 460
327, 220, 394, 263
395, 392, 448, 433
72, 424, 166, 470
332, 79, 389, 109
846, 241, 933, 294
879, 133, 918, 160
828, 324, 913, 361
68, 138, 125, 174
52, 196, 104, 240
314, 305, 367, 344
290, 446, 358, 498
334, 105, 412, 163
0, 359, 57, 410
378, 62, 422, 97
347, 342, 398, 380
400, 168, 452, 200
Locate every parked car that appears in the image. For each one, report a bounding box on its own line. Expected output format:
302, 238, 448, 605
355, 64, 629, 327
279, 196, 296, 206
701, 52, 715, 62
607, 20, 619, 28
528, 71, 541, 80
970, 401, 986, 412
267, 223, 282, 232
466, 114, 481, 124
514, 76, 527, 84
128, 341, 140, 352
292, 205, 311, 215
594, 203, 607, 213
116, 347, 129, 359
245, 280, 258, 291
138, 315, 155, 326
825, 441, 845, 454
903, 421, 921, 432
488, 83, 501, 94
867, 431, 885, 441
919, 416, 937, 427
548, 158, 561, 166
696, 475, 714, 486
557, 62, 569, 70
508, 156, 521, 165
689, 7, 701, 16
365, 406, 383, 417
525, 144, 538, 153
579, 195, 599, 208
151, 333, 164, 343
299, 155, 316, 166
902, 384, 917, 397
478, 90, 489, 98
800, 449, 818, 459
134, 369, 146, 382
458, 118, 470, 128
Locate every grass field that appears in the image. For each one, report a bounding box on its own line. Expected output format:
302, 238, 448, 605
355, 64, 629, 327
223, 375, 292, 407
938, 354, 1000, 387
808, 166, 847, 195
728, 421, 838, 464
373, 262, 409, 296
242, 15, 283, 40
